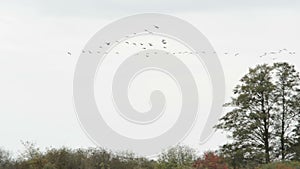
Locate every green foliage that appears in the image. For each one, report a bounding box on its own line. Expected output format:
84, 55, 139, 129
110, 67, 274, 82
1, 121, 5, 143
42, 163, 57, 169
7, 143, 159, 169
219, 143, 262, 169
216, 62, 300, 168
1, 144, 198, 169
157, 145, 196, 169
272, 63, 300, 160
257, 161, 300, 169
216, 64, 276, 164
2, 142, 300, 169
0, 148, 12, 169
292, 123, 300, 161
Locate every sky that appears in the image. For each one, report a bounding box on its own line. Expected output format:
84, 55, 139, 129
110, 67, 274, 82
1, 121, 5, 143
0, 0, 300, 156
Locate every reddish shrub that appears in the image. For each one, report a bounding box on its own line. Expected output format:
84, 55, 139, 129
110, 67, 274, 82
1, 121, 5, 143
193, 151, 228, 169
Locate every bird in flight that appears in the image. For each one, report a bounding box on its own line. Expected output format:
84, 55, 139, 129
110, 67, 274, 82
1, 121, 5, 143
162, 39, 167, 44
105, 42, 110, 46
154, 25, 160, 29
148, 43, 153, 47
144, 29, 153, 34
67, 52, 72, 55
259, 52, 267, 58
290, 52, 296, 54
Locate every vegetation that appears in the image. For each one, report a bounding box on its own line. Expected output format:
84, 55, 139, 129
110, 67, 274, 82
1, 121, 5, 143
193, 151, 228, 169
216, 62, 300, 168
257, 161, 300, 169
0, 143, 226, 169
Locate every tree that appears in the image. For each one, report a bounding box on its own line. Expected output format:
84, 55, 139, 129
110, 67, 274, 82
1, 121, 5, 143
291, 120, 300, 161
0, 148, 12, 169
85, 148, 112, 169
272, 62, 300, 160
157, 145, 196, 169
216, 64, 276, 164
18, 141, 46, 169
193, 151, 228, 169
291, 95, 300, 161
219, 143, 259, 169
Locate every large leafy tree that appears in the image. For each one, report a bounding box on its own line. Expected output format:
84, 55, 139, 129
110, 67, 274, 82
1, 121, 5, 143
272, 62, 300, 160
216, 64, 277, 164
217, 62, 300, 166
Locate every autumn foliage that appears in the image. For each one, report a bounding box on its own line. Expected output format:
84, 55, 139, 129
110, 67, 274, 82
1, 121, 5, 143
193, 151, 228, 169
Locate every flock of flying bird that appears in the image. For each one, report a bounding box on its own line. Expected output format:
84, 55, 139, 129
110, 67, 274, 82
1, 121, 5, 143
258, 49, 296, 60
67, 25, 296, 60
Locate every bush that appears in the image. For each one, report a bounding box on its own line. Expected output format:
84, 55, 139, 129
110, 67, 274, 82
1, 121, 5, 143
258, 161, 300, 169
0, 149, 13, 169
193, 151, 228, 169
157, 145, 196, 169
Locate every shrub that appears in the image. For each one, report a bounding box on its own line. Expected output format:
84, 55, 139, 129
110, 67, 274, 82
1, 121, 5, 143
257, 161, 300, 169
193, 151, 228, 169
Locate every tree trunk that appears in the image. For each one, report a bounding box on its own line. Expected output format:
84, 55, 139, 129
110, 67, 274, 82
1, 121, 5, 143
264, 120, 270, 163
281, 89, 286, 161
262, 94, 270, 163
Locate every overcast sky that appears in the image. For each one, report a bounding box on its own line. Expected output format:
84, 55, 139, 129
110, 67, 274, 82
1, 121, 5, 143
0, 0, 299, 155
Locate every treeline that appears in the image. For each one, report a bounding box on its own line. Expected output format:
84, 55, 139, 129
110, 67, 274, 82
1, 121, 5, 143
1, 143, 299, 169
216, 62, 300, 168
0, 142, 228, 169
